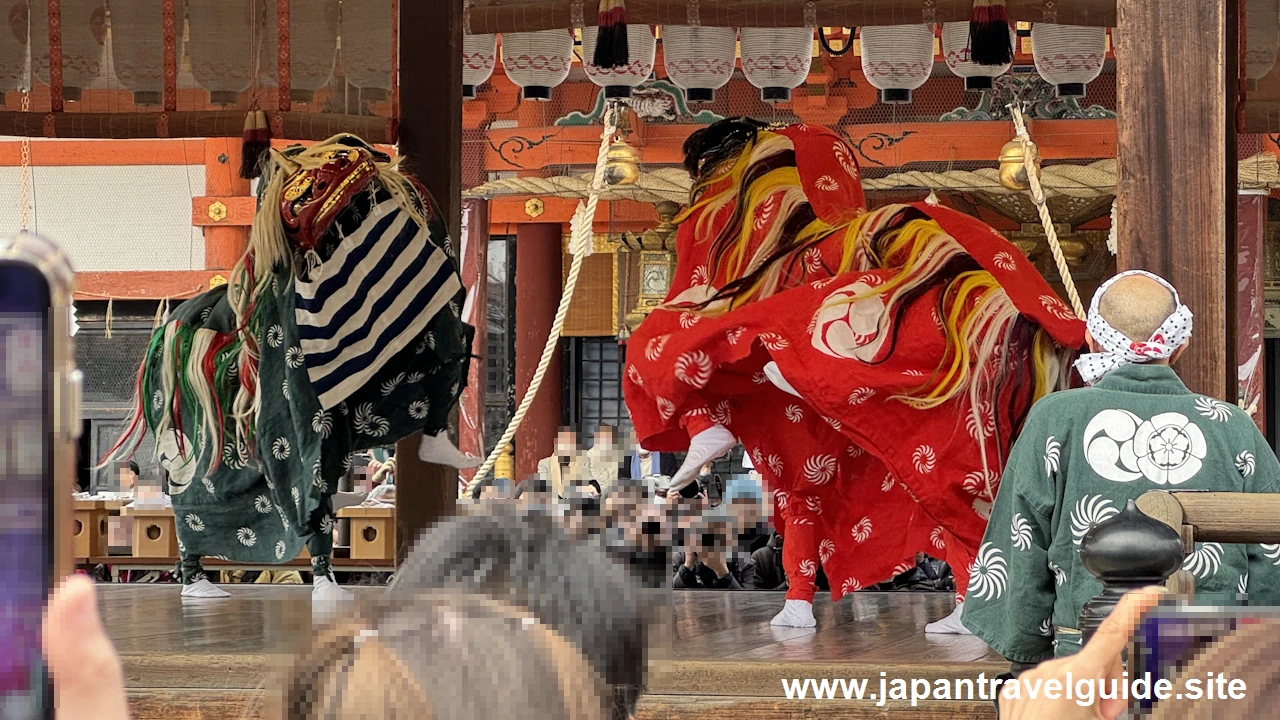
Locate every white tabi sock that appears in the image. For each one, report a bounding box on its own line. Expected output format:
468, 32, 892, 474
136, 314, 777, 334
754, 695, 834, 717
669, 425, 736, 491
180, 578, 230, 599
924, 601, 972, 635
418, 431, 482, 468
763, 362, 801, 398
771, 599, 817, 628
312, 573, 353, 620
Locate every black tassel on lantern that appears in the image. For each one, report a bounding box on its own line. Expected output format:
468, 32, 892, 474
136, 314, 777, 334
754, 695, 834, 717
592, 0, 630, 70
239, 104, 272, 180
969, 0, 1013, 66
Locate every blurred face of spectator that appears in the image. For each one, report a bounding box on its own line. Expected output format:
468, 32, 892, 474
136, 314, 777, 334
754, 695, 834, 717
117, 464, 138, 492
594, 425, 614, 448
554, 429, 577, 457
727, 495, 764, 535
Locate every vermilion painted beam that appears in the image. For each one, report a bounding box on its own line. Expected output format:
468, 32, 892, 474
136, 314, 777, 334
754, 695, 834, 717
483, 120, 1119, 173
74, 271, 227, 300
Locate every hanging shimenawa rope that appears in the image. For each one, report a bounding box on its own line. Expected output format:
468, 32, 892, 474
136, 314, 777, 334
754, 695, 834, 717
465, 103, 622, 494
1009, 103, 1085, 319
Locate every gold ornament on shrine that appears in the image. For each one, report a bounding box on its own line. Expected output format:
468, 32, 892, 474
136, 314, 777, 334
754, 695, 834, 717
207, 200, 228, 222
602, 105, 641, 187
524, 197, 545, 218
998, 138, 1041, 191
621, 200, 681, 334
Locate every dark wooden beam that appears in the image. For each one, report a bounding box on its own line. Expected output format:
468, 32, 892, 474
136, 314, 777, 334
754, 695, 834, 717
1115, 0, 1236, 400
395, 0, 464, 562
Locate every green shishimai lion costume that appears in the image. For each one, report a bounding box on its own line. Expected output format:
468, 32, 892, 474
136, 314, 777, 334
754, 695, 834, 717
106, 136, 472, 582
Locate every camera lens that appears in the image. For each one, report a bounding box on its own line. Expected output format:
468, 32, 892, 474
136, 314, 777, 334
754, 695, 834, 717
641, 521, 660, 535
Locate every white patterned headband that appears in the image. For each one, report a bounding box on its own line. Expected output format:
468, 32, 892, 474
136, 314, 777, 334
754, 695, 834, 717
1073, 270, 1193, 385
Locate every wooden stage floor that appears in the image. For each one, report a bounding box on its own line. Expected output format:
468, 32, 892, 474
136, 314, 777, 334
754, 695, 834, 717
101, 586, 1004, 719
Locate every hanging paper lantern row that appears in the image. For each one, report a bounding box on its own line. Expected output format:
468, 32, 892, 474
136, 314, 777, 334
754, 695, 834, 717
581, 24, 656, 99
341, 0, 393, 101
1030, 23, 1106, 98
942, 21, 1014, 91
110, 0, 168, 105
740, 26, 813, 103
261, 0, 341, 104
860, 24, 934, 104
462, 33, 498, 99
662, 25, 737, 103
502, 29, 574, 102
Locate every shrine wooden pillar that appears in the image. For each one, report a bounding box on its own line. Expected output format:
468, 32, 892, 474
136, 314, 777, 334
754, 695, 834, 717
394, 0, 463, 561
514, 223, 566, 481
1114, 0, 1239, 400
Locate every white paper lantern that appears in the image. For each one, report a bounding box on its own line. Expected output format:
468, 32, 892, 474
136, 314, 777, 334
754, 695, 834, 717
662, 25, 737, 103
501, 29, 573, 102
0, 1, 27, 92
1246, 0, 1280, 81
341, 0, 393, 101
188, 1, 255, 105
1031, 24, 1106, 98
740, 26, 813, 103
32, 0, 106, 101
860, 24, 935, 104
261, 0, 340, 104
581, 25, 656, 99
463, 34, 498, 99
942, 21, 1014, 91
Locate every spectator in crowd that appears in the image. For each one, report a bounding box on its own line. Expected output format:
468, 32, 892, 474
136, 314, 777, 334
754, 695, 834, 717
117, 461, 139, 495
587, 424, 625, 495
513, 477, 554, 506
623, 434, 678, 486
673, 507, 754, 590
538, 427, 597, 498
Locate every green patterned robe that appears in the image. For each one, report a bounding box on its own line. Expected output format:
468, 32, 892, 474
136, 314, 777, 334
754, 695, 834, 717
962, 363, 1280, 663
144, 262, 471, 571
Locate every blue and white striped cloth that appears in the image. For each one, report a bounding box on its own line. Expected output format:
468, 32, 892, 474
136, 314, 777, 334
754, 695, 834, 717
294, 199, 461, 409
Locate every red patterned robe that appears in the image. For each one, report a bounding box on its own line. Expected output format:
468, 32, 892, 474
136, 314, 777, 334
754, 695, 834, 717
624, 123, 1084, 602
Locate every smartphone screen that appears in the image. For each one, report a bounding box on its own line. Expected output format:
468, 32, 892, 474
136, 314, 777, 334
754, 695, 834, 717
0, 261, 53, 720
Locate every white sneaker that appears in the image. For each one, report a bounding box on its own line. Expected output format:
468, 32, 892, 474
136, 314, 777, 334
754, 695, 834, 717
770, 599, 817, 628
180, 578, 230, 599
312, 574, 353, 621
924, 601, 972, 635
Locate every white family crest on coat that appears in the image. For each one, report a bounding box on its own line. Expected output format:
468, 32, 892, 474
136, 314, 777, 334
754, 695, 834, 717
1083, 409, 1207, 485
810, 280, 889, 361
1011, 513, 1033, 551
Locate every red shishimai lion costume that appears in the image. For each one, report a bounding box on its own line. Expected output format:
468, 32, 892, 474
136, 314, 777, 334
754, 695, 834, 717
624, 119, 1084, 620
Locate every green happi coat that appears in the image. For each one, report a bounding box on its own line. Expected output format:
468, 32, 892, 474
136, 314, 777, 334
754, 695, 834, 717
962, 363, 1280, 663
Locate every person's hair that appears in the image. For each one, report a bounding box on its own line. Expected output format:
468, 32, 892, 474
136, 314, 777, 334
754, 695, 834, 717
596, 423, 615, 435
124, 461, 140, 476
390, 513, 652, 714
280, 591, 608, 719
514, 477, 550, 498
1097, 276, 1178, 343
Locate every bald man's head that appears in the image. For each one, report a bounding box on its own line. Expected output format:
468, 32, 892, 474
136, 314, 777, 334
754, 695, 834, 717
1096, 274, 1178, 343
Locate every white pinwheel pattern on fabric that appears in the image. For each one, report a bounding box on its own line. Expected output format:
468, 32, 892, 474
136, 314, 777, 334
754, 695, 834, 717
1011, 513, 1033, 551
237, 527, 257, 547
969, 543, 1008, 601
1044, 437, 1061, 476
1195, 396, 1232, 422
1049, 561, 1066, 587
409, 400, 430, 420
851, 517, 873, 543
312, 409, 333, 438
1182, 542, 1223, 580
913, 445, 936, 474
930, 527, 945, 550
1038, 618, 1053, 637
784, 404, 804, 423
254, 495, 272, 513
266, 324, 284, 348
355, 403, 390, 436
272, 437, 291, 460
1262, 544, 1280, 566
819, 539, 835, 564
1084, 409, 1207, 485
1070, 495, 1119, 547
185, 513, 206, 532
1236, 451, 1256, 477
803, 454, 837, 485
286, 346, 305, 369
675, 351, 713, 388
847, 387, 874, 405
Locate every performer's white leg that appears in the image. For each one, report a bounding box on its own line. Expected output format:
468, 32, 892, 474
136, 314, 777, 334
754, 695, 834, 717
669, 425, 736, 491
763, 362, 801, 398
180, 578, 230, 599
770, 599, 817, 628
924, 601, 972, 635
418, 430, 482, 468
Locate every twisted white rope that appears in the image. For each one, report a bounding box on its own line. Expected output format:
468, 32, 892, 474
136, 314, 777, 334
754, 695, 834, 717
465, 105, 621, 494
1010, 104, 1085, 320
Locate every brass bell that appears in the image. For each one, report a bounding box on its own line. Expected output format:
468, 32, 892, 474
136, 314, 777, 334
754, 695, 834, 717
602, 139, 642, 186
998, 139, 1041, 191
